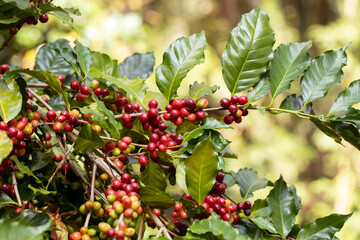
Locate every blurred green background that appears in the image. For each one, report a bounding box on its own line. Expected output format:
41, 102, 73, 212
1, 0, 360, 238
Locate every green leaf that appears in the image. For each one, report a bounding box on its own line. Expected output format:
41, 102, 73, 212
200, 118, 233, 130
189, 81, 219, 100
328, 79, 360, 115
0, 131, 12, 164
311, 119, 342, 144
14, 69, 70, 109
185, 135, 218, 204
0, 192, 19, 209
105, 75, 148, 109
29, 152, 53, 172
251, 217, 277, 234
187, 130, 230, 153
46, 7, 79, 31
1, 0, 31, 10
74, 40, 92, 78
175, 160, 188, 192
331, 108, 360, 128
35, 39, 73, 76
188, 213, 250, 240
182, 128, 204, 144
0, 209, 51, 240
28, 185, 56, 198
330, 121, 360, 150
12, 156, 41, 184
141, 160, 167, 192
156, 31, 207, 102
247, 76, 270, 104
74, 124, 105, 154
222, 7, 275, 95
89, 51, 119, 79
297, 213, 352, 240
301, 44, 349, 106
231, 168, 269, 199
50, 41, 82, 78
280, 94, 314, 114
269, 41, 312, 98
0, 77, 22, 122
139, 185, 175, 207
119, 52, 155, 79
266, 175, 297, 237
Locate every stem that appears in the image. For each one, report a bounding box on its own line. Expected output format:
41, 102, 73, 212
99, 136, 147, 148
26, 84, 50, 88
11, 170, 21, 205
84, 164, 97, 228
26, 88, 53, 111
144, 205, 172, 239
0, 22, 25, 52
137, 212, 145, 240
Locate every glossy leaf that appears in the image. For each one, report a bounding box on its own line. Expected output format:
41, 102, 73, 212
106, 75, 148, 109
0, 209, 51, 240
311, 119, 342, 144
188, 213, 249, 240
74, 40, 92, 78
119, 52, 155, 79
247, 76, 270, 104
74, 124, 105, 154
187, 130, 230, 153
12, 156, 41, 184
50, 41, 82, 77
331, 108, 360, 128
45, 6, 80, 31
269, 41, 312, 98
200, 118, 233, 130
139, 185, 175, 207
0, 131, 12, 164
14, 69, 70, 109
301, 44, 349, 106
0, 192, 19, 209
222, 7, 275, 95
185, 135, 218, 204
156, 32, 207, 102
141, 160, 167, 192
231, 168, 269, 199
181, 128, 204, 144
297, 213, 352, 240
35, 39, 74, 76
0, 78, 22, 123
89, 51, 119, 79
328, 79, 360, 115
176, 160, 188, 192
330, 121, 360, 150
1, 0, 31, 10
280, 94, 314, 114
189, 81, 219, 100
266, 175, 297, 237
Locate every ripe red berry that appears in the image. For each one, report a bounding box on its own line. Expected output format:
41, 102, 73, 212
70, 80, 79, 90
76, 93, 87, 102
138, 156, 149, 166
186, 99, 196, 110
111, 179, 121, 191
228, 104, 238, 115
7, 127, 18, 138
148, 108, 158, 118
237, 202, 244, 210
220, 98, 231, 108
9, 27, 18, 35
238, 95, 248, 105
173, 117, 183, 126
64, 122, 73, 132
171, 99, 183, 109
56, 115, 67, 123
139, 112, 149, 122
174, 203, 183, 212
231, 95, 239, 104
195, 111, 206, 120
148, 99, 158, 109
0, 64, 10, 74
56, 75, 65, 83
183, 193, 192, 200
53, 122, 63, 133
147, 142, 157, 152
153, 208, 161, 216
94, 88, 102, 96
0, 121, 8, 130
171, 211, 180, 218
180, 210, 188, 219
39, 13, 49, 23
121, 173, 131, 184
52, 153, 63, 162
244, 200, 252, 209
105, 141, 116, 152
157, 144, 167, 152
80, 85, 91, 95
165, 104, 173, 112
223, 114, 234, 124
214, 182, 226, 194
216, 172, 225, 182
121, 113, 131, 123
46, 110, 57, 121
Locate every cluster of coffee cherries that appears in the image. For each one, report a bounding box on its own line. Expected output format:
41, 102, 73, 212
0, 159, 16, 198
45, 109, 80, 133
162, 98, 207, 126
220, 95, 248, 125
71, 173, 141, 240
9, 0, 50, 36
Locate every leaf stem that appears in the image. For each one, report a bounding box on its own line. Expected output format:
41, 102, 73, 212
11, 169, 22, 205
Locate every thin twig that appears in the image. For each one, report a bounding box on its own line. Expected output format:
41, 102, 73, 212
11, 170, 21, 205
144, 205, 172, 239
137, 212, 145, 240
156, 227, 164, 237
26, 84, 50, 88
84, 164, 97, 228
26, 88, 53, 110
0, 22, 25, 52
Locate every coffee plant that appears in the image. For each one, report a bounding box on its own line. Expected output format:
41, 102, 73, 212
0, 2, 359, 239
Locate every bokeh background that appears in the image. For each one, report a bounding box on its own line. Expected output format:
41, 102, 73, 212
1, 0, 360, 238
